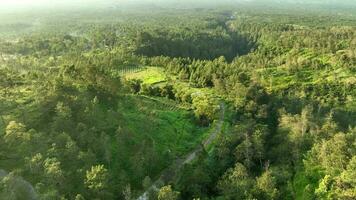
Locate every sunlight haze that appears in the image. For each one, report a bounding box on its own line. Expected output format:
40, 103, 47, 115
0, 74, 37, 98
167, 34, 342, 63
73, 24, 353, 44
0, 0, 355, 200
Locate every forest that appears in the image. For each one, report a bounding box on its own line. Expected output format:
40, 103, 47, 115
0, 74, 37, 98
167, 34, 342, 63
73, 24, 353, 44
0, 0, 355, 200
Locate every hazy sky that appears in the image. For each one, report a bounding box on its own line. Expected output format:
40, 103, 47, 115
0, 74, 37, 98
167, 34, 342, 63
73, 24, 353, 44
0, 0, 114, 8
0, 0, 355, 10
0, 0, 193, 9
0, 0, 95, 6
0, 0, 354, 6
1, 0, 54, 6
0, 0, 117, 11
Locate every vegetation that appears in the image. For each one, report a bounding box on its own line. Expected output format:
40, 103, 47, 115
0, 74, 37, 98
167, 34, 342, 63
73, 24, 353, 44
0, 0, 355, 200
124, 67, 166, 85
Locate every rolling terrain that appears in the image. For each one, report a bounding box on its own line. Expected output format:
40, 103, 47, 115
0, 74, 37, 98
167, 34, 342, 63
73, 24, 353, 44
0, 1, 355, 199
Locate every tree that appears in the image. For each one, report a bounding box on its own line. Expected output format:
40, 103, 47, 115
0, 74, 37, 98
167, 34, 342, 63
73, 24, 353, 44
317, 133, 349, 175
0, 69, 15, 97
158, 185, 179, 200
126, 79, 142, 94
0, 172, 38, 200
26, 153, 43, 175
122, 184, 131, 200
75, 194, 85, 200
256, 169, 279, 200
85, 165, 108, 192
143, 176, 152, 190
4, 121, 32, 156
191, 94, 219, 125
175, 160, 211, 199
235, 124, 267, 170
332, 156, 356, 199
4, 121, 30, 145
304, 129, 355, 199
43, 157, 64, 184
218, 163, 254, 199
279, 106, 314, 162
235, 133, 253, 169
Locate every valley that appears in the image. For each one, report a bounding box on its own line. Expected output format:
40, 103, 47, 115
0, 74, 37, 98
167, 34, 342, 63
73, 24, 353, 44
0, 1, 355, 200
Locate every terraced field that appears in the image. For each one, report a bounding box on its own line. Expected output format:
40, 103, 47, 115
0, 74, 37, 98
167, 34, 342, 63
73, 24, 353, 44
117, 65, 143, 74
122, 66, 166, 85
107, 94, 211, 190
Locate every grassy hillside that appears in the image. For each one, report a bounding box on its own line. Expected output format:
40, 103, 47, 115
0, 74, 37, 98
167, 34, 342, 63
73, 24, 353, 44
124, 66, 166, 85
0, 3, 355, 200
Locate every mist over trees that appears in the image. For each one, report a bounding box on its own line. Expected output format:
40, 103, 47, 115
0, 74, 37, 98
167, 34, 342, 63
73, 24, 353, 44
0, 0, 355, 199
2, 0, 356, 11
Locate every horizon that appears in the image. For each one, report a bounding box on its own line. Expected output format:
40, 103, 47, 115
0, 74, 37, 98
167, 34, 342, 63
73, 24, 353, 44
1, 0, 356, 8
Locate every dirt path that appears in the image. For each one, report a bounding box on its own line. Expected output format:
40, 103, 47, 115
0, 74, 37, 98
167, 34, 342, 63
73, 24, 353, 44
137, 102, 226, 200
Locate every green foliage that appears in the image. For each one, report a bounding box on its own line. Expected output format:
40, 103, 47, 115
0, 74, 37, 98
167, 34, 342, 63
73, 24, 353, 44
85, 165, 108, 191
134, 27, 253, 61
218, 163, 254, 199
4, 121, 30, 146
192, 93, 220, 125
124, 66, 166, 85
158, 185, 180, 200
256, 170, 279, 200
0, 3, 355, 200
0, 172, 37, 200
301, 128, 355, 199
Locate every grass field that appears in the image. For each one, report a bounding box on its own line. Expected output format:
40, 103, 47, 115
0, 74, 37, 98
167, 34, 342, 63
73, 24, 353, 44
120, 95, 209, 154
123, 66, 166, 85
110, 95, 210, 187
257, 65, 355, 92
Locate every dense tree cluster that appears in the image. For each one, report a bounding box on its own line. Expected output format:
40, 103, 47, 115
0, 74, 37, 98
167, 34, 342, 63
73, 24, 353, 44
134, 27, 253, 61
0, 5, 355, 200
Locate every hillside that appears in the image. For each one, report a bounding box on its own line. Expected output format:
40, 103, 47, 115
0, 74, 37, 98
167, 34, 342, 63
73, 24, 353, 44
0, 2, 355, 200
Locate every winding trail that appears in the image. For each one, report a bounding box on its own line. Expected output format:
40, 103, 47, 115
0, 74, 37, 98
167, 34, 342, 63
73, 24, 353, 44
137, 102, 226, 200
